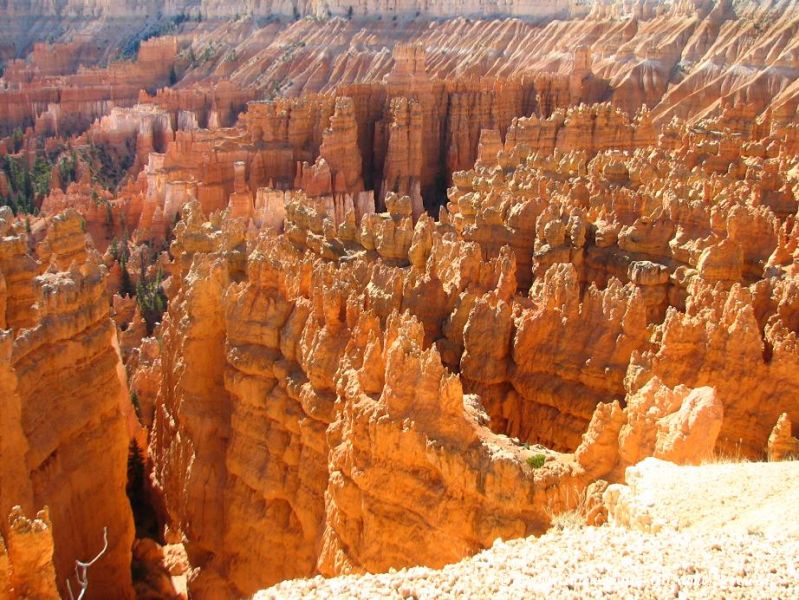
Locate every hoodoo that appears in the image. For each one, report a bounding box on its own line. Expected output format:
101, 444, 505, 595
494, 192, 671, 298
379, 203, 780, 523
1, 0, 798, 598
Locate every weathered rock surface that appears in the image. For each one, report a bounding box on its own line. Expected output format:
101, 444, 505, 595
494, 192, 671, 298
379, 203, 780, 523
0, 507, 59, 600
0, 210, 135, 599
4, 2, 799, 598
576, 379, 724, 482
768, 413, 799, 462
605, 458, 799, 537
147, 208, 588, 597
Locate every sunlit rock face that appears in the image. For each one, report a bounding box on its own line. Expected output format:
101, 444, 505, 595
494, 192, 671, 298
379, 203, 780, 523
3, 1, 799, 597
146, 204, 588, 597
0, 209, 134, 599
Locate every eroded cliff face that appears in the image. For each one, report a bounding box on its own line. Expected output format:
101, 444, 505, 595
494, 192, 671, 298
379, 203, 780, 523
0, 507, 59, 600
0, 37, 178, 137
146, 203, 588, 597
4, 1, 799, 597
0, 208, 135, 599
140, 123, 799, 592
131, 42, 799, 592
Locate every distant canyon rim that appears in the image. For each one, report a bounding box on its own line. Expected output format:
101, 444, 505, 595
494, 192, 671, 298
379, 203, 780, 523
1, 0, 799, 598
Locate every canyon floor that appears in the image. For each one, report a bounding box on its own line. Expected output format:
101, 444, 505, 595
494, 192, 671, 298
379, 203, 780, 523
260, 459, 799, 599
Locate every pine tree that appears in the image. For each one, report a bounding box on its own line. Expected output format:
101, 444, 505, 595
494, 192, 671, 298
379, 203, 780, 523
120, 260, 134, 297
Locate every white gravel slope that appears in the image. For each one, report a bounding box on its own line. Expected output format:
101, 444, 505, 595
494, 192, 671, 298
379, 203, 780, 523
256, 460, 799, 599
257, 525, 799, 599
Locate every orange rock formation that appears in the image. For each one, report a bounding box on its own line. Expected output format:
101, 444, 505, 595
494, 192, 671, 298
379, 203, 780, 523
3, 2, 799, 598
0, 208, 134, 599
0, 507, 59, 599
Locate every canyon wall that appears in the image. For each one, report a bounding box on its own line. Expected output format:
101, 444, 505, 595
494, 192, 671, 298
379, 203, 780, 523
147, 201, 592, 597
0, 36, 177, 136
126, 68, 799, 593
139, 110, 799, 592
0, 208, 135, 599
7, 1, 799, 147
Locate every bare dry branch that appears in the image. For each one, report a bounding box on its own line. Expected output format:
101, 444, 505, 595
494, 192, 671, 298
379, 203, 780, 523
65, 527, 109, 600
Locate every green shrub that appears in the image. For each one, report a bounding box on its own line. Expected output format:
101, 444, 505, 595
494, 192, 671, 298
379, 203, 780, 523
82, 142, 132, 191
58, 151, 78, 187
116, 14, 189, 61
10, 128, 23, 152
526, 453, 546, 469
120, 263, 134, 297
0, 155, 36, 214
136, 261, 167, 335
130, 391, 143, 423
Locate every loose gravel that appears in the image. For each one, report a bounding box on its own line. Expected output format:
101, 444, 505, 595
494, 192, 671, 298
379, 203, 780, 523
256, 525, 799, 599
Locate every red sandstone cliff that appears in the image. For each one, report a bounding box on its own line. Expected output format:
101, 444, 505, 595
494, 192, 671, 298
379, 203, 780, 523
2, 2, 799, 597
0, 208, 135, 599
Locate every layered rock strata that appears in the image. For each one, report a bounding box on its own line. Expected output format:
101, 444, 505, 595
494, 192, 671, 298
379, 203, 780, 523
0, 209, 135, 599
138, 178, 799, 595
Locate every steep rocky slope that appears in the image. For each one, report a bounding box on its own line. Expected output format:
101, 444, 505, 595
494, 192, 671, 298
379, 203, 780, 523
0, 0, 580, 23
146, 204, 590, 596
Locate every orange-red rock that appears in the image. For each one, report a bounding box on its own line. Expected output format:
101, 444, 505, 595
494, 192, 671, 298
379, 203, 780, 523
0, 210, 135, 599
5, 4, 799, 597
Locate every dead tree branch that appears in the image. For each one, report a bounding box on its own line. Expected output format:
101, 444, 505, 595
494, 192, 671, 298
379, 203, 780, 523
65, 526, 109, 600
